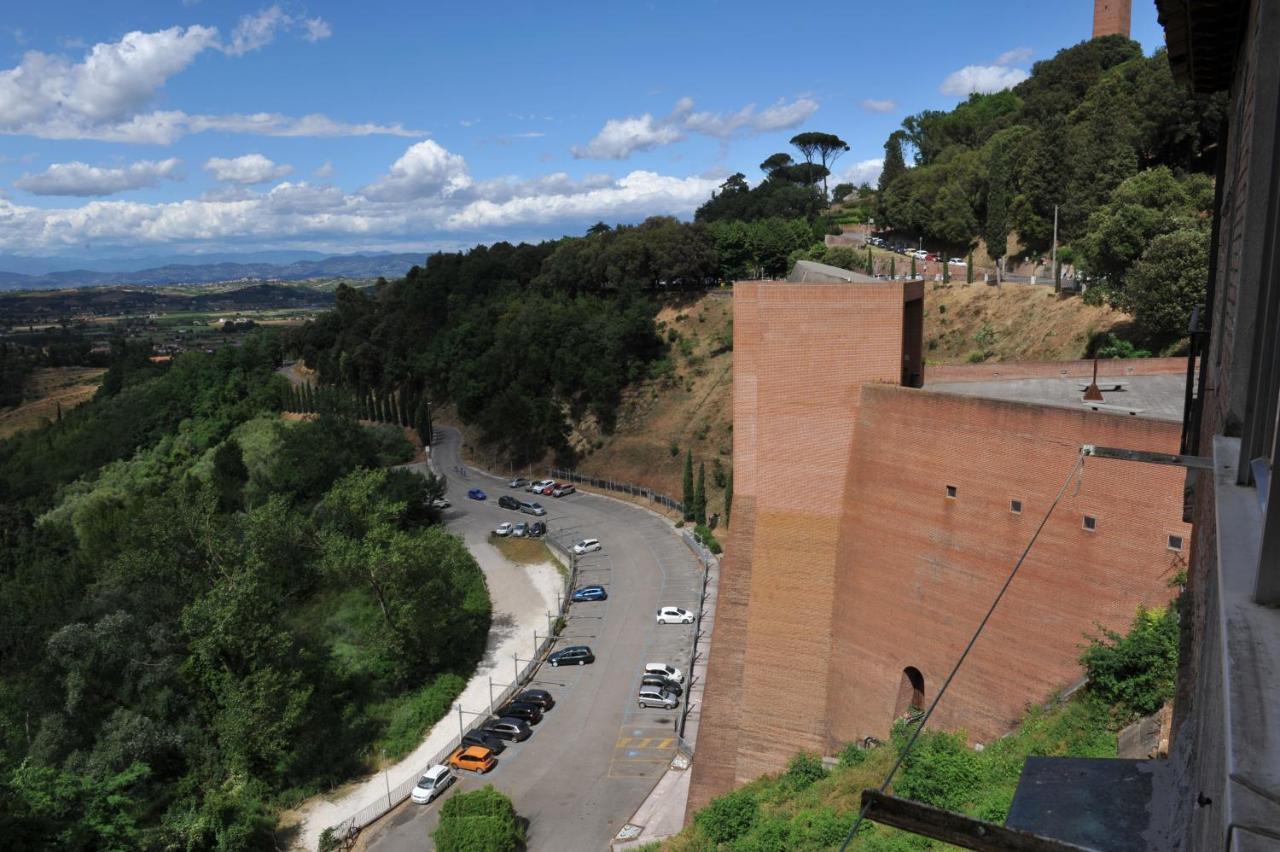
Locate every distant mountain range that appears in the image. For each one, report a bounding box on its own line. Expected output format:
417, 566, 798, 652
0, 253, 425, 291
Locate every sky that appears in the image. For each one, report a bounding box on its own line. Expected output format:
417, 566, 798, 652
0, 0, 1169, 261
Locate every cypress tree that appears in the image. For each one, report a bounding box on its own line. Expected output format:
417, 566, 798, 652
400, 389, 411, 427
867, 247, 874, 275
415, 397, 431, 446
724, 469, 733, 528
377, 393, 388, 423
694, 462, 707, 526
55, 401, 62, 423
967, 251, 974, 284
302, 382, 312, 413
890, 257, 896, 280
910, 256, 917, 279
682, 450, 694, 521
943, 258, 951, 283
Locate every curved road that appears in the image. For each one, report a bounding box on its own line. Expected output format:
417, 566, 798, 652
363, 426, 704, 852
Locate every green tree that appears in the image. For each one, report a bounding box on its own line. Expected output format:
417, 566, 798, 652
966, 251, 974, 284
694, 461, 707, 526
1081, 605, 1179, 720
724, 468, 733, 528
877, 131, 908, 220
790, 132, 850, 200
433, 785, 523, 852
211, 439, 249, 513
1121, 227, 1210, 344
682, 450, 694, 521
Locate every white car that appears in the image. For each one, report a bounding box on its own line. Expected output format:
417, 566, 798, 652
573, 538, 601, 555
949, 257, 966, 265
638, 687, 679, 709
529, 479, 555, 494
431, 497, 451, 509
410, 765, 454, 804
495, 522, 513, 537
656, 606, 695, 625
645, 662, 684, 683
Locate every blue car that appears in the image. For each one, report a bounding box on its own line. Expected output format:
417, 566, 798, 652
467, 488, 487, 501
571, 585, 607, 602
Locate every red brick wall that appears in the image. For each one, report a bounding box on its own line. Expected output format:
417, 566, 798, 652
827, 385, 1189, 746
688, 279, 910, 814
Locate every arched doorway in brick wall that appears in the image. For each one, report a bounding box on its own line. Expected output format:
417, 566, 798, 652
894, 666, 925, 718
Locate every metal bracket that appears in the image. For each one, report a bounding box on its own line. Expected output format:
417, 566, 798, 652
859, 790, 1097, 851
1081, 444, 1214, 470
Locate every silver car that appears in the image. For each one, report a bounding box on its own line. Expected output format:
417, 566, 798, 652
638, 686, 679, 709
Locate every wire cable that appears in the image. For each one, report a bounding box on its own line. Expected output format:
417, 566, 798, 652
838, 448, 1087, 850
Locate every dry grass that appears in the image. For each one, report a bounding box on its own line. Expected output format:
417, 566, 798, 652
0, 367, 104, 439
489, 535, 564, 577
924, 281, 1130, 364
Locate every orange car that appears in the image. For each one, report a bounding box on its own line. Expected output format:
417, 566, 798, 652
448, 745, 496, 774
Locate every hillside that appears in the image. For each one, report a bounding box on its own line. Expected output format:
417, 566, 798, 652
564, 283, 1130, 520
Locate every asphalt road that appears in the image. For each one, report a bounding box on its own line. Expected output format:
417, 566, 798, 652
363, 426, 704, 852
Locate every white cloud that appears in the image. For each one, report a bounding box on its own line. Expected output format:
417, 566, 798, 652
0, 140, 724, 254
14, 158, 181, 196
838, 158, 884, 187
994, 47, 1033, 66
223, 6, 332, 55
939, 65, 1030, 96
314, 160, 334, 178
860, 98, 898, 113
302, 18, 332, 42
0, 20, 407, 144
573, 95, 818, 160
572, 114, 684, 159
204, 154, 293, 185
360, 140, 473, 202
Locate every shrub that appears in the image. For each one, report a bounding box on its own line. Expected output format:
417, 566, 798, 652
434, 785, 523, 852
893, 726, 982, 811
783, 752, 827, 791
1094, 334, 1152, 359
837, 741, 867, 767
696, 787, 758, 843
1081, 605, 1179, 720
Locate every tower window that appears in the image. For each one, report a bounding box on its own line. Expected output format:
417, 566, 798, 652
945, 485, 957, 499
1010, 499, 1022, 515
1168, 534, 1184, 551
1083, 515, 1097, 532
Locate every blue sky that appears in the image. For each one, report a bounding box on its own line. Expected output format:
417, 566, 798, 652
0, 1, 1167, 259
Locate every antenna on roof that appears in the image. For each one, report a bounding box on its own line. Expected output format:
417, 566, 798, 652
1083, 357, 1104, 401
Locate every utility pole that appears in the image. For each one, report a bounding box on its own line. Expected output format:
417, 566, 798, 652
1051, 204, 1060, 293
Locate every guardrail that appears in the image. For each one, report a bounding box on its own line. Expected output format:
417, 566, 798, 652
322, 530, 578, 847
678, 530, 716, 740
548, 467, 685, 515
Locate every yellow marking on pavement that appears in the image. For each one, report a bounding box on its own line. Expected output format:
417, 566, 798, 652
657, 738, 674, 749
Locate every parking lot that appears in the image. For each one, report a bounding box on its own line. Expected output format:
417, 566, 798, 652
360, 428, 706, 852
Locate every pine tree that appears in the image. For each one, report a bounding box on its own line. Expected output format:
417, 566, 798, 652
724, 469, 733, 528
694, 462, 707, 526
682, 450, 694, 521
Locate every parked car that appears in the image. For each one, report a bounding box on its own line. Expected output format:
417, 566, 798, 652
549, 645, 595, 666
467, 488, 487, 501
447, 745, 496, 774
528, 479, 554, 493
482, 717, 532, 742
410, 765, 455, 804
499, 701, 543, 725
573, 538, 602, 555
949, 257, 966, 265
509, 477, 530, 489
512, 522, 528, 537
431, 497, 451, 509
513, 688, 555, 711
520, 501, 546, 516
641, 673, 683, 696
571, 585, 607, 602
494, 522, 513, 537
461, 729, 506, 753
637, 687, 679, 710
552, 483, 576, 497
656, 606, 695, 625
645, 662, 684, 683
528, 521, 547, 537
498, 495, 521, 510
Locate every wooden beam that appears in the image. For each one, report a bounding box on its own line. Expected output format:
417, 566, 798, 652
859, 790, 1098, 852
1081, 444, 1213, 470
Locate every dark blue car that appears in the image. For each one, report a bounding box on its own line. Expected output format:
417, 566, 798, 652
467, 488, 487, 501
571, 585, 607, 602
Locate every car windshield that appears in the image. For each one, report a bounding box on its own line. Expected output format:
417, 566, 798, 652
419, 775, 434, 787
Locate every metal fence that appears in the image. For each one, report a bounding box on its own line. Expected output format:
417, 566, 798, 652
548, 467, 685, 515
322, 539, 578, 847
678, 531, 716, 740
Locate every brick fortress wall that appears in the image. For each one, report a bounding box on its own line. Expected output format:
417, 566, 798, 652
828, 385, 1189, 746
690, 279, 1190, 814
1093, 0, 1132, 38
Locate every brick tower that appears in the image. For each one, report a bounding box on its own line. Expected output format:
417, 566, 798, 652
1093, 0, 1132, 38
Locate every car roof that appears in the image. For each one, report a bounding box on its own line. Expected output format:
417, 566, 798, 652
424, 764, 450, 779
495, 716, 526, 727
519, 688, 550, 697
458, 746, 490, 758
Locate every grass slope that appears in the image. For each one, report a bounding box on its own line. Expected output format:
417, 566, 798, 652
0, 366, 104, 438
